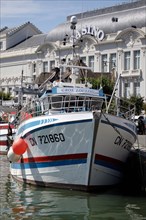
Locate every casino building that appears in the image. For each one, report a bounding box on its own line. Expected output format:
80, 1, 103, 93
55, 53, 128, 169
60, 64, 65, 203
0, 0, 146, 105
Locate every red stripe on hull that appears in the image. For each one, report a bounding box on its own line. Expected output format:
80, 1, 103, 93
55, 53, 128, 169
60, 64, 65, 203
0, 151, 7, 155
22, 153, 88, 163
95, 154, 124, 166
0, 125, 15, 129
0, 140, 7, 146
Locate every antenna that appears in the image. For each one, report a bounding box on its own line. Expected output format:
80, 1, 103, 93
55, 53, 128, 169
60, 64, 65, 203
70, 16, 77, 59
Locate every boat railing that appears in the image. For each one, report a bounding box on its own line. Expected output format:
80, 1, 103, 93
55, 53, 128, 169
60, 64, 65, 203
105, 95, 135, 120
17, 93, 135, 123
18, 95, 104, 123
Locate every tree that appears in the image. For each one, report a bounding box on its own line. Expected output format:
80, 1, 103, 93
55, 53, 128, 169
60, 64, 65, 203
129, 96, 144, 115
88, 77, 145, 115
88, 76, 114, 95
143, 102, 146, 113
0, 91, 12, 100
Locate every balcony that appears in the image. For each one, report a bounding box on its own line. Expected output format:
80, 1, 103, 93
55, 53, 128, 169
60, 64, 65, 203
121, 69, 141, 78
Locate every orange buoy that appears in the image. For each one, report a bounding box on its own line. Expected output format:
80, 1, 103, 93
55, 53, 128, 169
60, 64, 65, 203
12, 138, 28, 155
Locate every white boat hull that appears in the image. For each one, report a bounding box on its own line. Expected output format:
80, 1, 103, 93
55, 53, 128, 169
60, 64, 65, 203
0, 124, 16, 155
9, 111, 137, 190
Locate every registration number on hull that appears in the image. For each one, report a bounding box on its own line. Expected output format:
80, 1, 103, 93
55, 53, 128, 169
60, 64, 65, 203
29, 133, 65, 146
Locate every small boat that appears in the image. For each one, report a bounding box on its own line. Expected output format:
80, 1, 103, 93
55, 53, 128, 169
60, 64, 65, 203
7, 16, 137, 191
0, 122, 16, 155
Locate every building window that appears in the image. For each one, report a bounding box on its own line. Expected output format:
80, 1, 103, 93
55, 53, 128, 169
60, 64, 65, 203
43, 61, 48, 72
88, 56, 94, 71
0, 42, 3, 50
14, 97, 18, 104
133, 81, 140, 96
2, 88, 5, 93
81, 57, 86, 65
50, 61, 55, 71
15, 90, 19, 95
33, 63, 36, 73
133, 50, 140, 70
33, 75, 36, 81
8, 88, 12, 94
124, 82, 130, 98
110, 53, 116, 71
124, 52, 130, 70
101, 54, 107, 72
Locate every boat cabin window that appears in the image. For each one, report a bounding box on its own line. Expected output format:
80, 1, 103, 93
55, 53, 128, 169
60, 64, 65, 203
62, 96, 103, 112
64, 96, 77, 112
90, 98, 103, 111
77, 96, 84, 108
50, 96, 64, 110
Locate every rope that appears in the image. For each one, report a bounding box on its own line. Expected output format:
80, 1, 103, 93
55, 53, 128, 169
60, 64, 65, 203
102, 111, 123, 138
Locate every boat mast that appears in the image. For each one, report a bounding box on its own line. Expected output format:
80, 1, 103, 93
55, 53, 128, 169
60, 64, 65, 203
70, 16, 77, 60
106, 73, 121, 114
18, 70, 24, 107
70, 16, 79, 86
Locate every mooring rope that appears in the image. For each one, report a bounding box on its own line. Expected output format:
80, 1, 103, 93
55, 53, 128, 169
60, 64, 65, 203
102, 111, 123, 138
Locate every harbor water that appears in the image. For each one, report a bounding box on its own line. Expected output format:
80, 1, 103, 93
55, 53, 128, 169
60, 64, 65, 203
1, 155, 146, 220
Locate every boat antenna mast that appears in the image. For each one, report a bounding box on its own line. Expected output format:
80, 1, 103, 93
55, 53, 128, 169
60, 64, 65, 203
70, 16, 78, 59
69, 16, 79, 85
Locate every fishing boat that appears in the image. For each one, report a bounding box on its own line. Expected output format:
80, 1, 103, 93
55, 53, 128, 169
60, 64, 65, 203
7, 16, 137, 191
0, 112, 16, 155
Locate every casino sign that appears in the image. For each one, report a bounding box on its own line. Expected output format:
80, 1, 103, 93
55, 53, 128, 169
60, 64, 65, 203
72, 25, 105, 42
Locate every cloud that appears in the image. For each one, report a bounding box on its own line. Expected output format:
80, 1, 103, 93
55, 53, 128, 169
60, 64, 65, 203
1, 0, 41, 17
0, 0, 84, 31
1, 0, 81, 17
1, 0, 123, 32
1, 0, 81, 24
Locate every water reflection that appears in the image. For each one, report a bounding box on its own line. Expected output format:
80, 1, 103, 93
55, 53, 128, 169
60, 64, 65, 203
1, 155, 146, 220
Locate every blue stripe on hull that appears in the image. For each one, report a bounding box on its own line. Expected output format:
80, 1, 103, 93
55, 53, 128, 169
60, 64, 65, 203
11, 158, 87, 169
94, 160, 122, 172
18, 117, 136, 142
18, 119, 92, 138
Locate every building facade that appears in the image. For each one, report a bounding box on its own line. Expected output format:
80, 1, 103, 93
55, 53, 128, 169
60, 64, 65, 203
0, 0, 146, 105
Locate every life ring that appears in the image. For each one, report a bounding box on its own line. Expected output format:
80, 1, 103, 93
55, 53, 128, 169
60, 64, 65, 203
2, 113, 9, 121
20, 111, 32, 121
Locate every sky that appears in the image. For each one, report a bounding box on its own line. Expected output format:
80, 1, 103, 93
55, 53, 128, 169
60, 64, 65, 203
1, 0, 133, 33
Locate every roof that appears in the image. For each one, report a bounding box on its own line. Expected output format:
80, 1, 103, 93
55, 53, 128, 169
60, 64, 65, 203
0, 22, 44, 51
0, 27, 8, 33
67, 0, 146, 21
7, 34, 47, 51
35, 59, 111, 87
46, 0, 146, 42
0, 22, 42, 36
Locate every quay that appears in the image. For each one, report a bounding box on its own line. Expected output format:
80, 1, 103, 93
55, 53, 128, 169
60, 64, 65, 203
135, 135, 146, 148
122, 135, 146, 195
